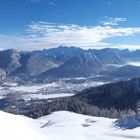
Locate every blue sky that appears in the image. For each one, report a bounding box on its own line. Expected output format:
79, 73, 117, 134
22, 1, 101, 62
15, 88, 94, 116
1, 0, 140, 50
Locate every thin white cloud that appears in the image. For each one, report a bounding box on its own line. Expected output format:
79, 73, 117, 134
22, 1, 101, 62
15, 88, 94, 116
101, 17, 127, 26
29, 0, 41, 3
108, 1, 112, 5
49, 1, 57, 6
24, 21, 140, 50
1, 20, 140, 51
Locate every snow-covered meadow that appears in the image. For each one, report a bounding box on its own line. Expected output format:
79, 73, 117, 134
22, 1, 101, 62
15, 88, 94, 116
0, 79, 104, 100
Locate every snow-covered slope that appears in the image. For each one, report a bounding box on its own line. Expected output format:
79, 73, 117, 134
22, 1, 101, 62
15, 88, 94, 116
0, 111, 46, 140
0, 111, 140, 140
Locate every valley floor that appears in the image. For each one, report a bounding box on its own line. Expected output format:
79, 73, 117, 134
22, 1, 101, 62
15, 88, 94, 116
0, 111, 140, 140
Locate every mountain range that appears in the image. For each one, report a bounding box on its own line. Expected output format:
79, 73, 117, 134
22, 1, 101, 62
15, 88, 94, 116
1, 46, 140, 82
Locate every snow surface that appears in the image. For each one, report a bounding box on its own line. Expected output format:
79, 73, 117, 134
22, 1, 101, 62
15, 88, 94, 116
0, 111, 46, 140
23, 93, 74, 100
9, 83, 58, 93
127, 62, 140, 66
0, 80, 104, 100
106, 61, 140, 67
0, 95, 5, 99
8, 81, 104, 93
0, 111, 140, 140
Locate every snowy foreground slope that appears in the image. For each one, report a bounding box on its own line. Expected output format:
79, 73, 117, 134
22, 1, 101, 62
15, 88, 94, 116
0, 111, 140, 140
